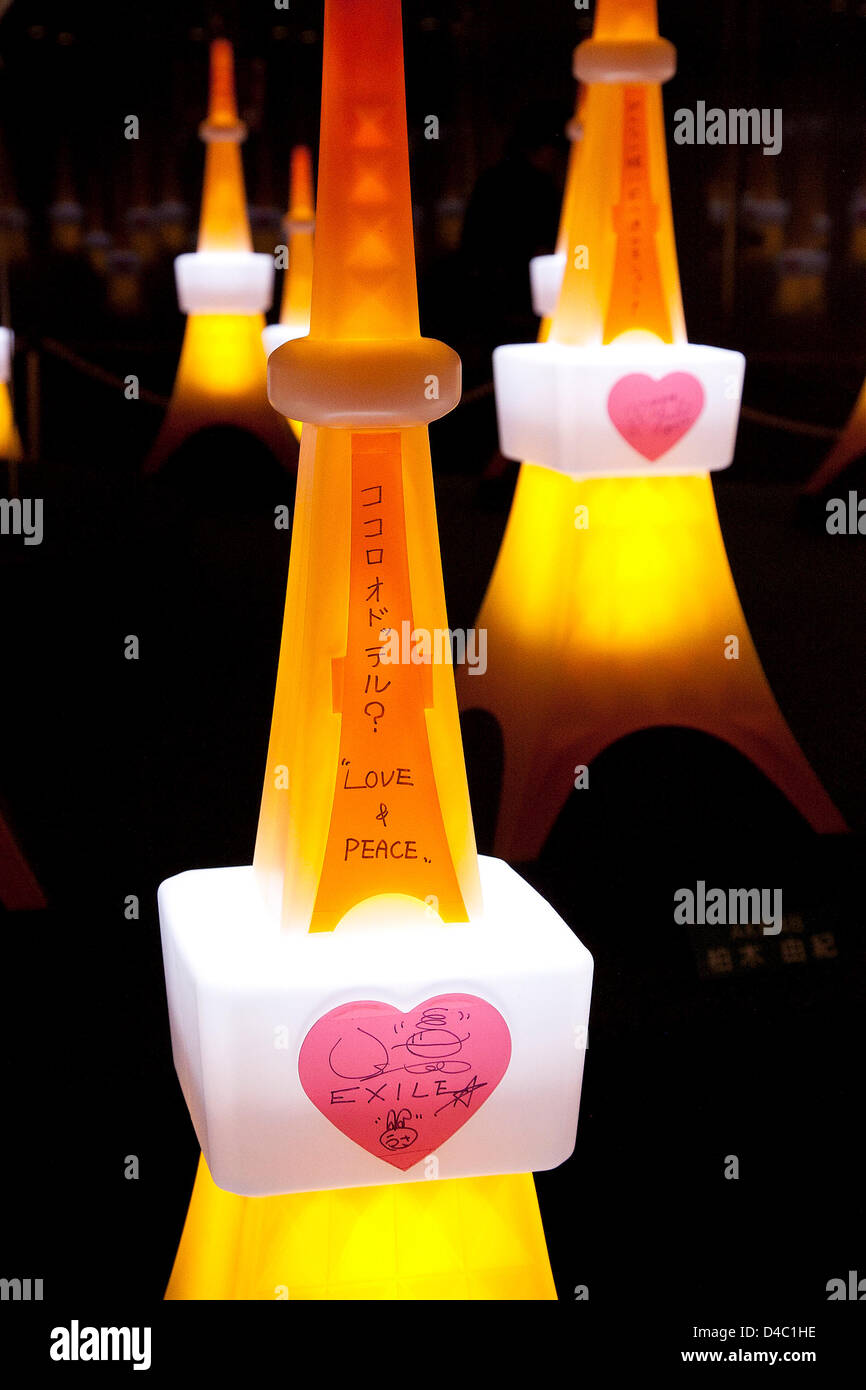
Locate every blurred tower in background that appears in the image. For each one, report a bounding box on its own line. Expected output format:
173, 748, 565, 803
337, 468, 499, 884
145, 39, 292, 473
459, 0, 845, 859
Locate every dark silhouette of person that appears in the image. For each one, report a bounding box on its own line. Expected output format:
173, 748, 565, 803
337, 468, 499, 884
458, 100, 567, 375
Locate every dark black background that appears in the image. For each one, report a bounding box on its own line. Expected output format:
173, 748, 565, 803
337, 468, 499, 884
0, 0, 864, 1367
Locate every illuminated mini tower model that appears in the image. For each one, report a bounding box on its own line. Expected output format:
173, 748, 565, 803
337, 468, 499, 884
0, 326, 23, 490
48, 144, 83, 255
158, 0, 591, 1301
0, 140, 28, 267
741, 147, 789, 268
773, 138, 829, 319
459, 0, 844, 860
124, 140, 160, 270
262, 144, 315, 441
83, 190, 113, 279
145, 40, 292, 473
156, 154, 190, 255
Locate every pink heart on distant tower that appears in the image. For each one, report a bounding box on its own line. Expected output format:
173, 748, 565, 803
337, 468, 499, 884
607, 372, 705, 461
298, 993, 511, 1170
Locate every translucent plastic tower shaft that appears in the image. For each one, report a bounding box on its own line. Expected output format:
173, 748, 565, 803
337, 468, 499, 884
254, 0, 482, 934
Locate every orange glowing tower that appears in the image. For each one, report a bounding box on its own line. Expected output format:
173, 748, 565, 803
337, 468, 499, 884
262, 145, 316, 441
0, 327, 24, 492
459, 0, 844, 860
145, 40, 292, 473
159, 0, 593, 1301
774, 136, 829, 319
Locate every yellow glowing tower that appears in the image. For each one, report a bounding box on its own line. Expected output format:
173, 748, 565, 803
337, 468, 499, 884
160, 0, 590, 1301
145, 40, 292, 473
459, 0, 844, 860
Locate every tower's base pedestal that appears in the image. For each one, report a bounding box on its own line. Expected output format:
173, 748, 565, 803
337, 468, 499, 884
460, 466, 845, 860
165, 1153, 557, 1300
159, 857, 592, 1196
144, 313, 295, 474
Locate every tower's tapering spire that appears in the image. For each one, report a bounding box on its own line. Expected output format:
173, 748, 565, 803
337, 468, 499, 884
591, 0, 660, 40
197, 39, 253, 253
262, 146, 316, 438
552, 0, 682, 347
308, 0, 418, 341
277, 145, 315, 336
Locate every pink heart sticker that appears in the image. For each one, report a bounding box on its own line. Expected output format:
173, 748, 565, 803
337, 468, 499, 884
607, 372, 705, 461
298, 993, 511, 1170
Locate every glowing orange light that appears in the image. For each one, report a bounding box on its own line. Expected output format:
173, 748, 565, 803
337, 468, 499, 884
0, 381, 23, 468
280, 145, 315, 338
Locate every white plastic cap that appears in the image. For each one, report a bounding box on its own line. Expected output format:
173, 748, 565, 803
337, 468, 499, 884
529, 253, 567, 318
494, 340, 745, 478
261, 321, 308, 357
0, 327, 13, 384
574, 37, 677, 84
174, 250, 275, 315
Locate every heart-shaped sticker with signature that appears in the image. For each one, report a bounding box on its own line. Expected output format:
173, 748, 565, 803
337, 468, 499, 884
607, 371, 705, 461
298, 993, 511, 1170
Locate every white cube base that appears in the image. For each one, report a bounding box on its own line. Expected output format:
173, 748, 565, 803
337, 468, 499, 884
494, 339, 745, 478
174, 250, 275, 315
530, 252, 567, 318
158, 857, 592, 1197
